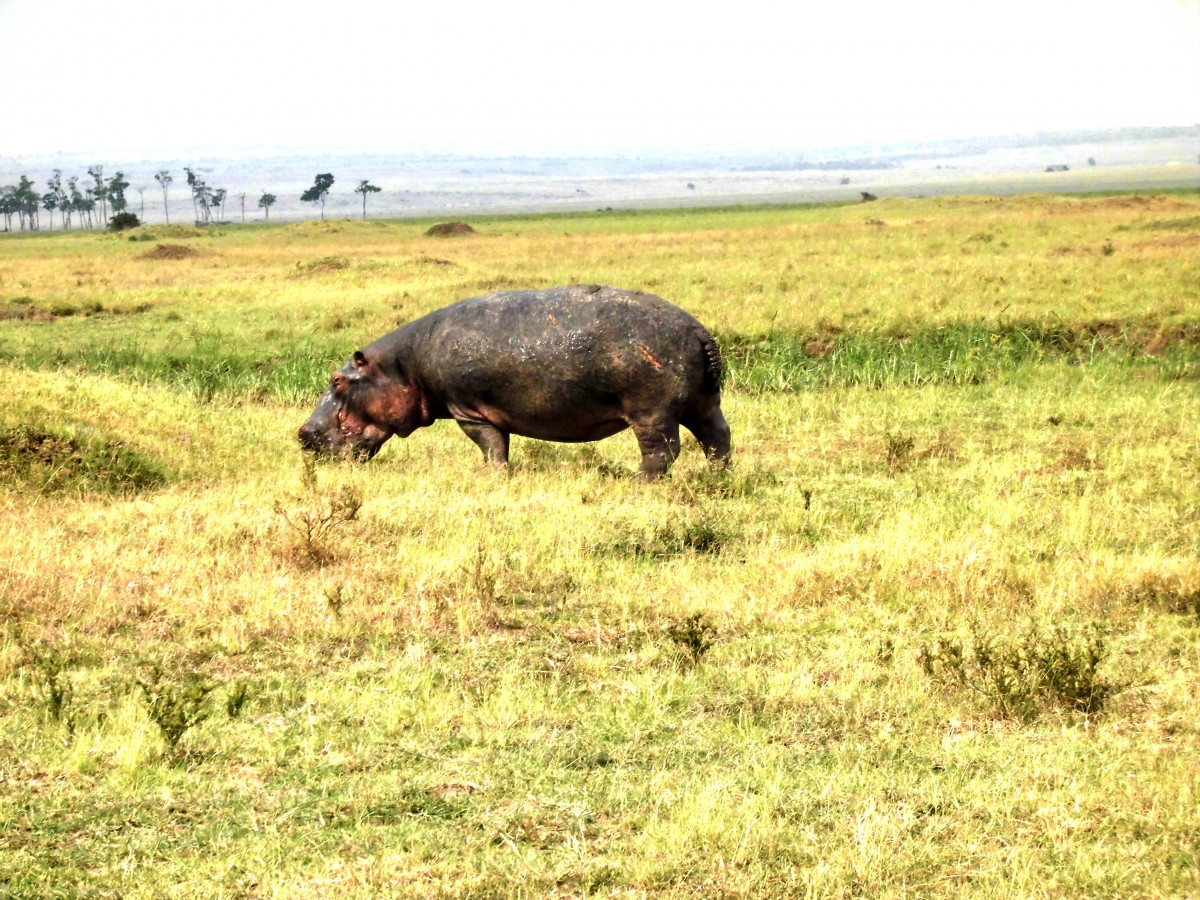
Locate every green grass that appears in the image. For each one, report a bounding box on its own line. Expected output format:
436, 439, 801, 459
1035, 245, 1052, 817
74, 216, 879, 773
1, 194, 1199, 896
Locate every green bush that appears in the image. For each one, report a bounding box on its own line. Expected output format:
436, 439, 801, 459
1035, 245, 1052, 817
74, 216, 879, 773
135, 663, 216, 754
666, 612, 718, 669
0, 423, 168, 495
108, 212, 141, 231
917, 619, 1124, 720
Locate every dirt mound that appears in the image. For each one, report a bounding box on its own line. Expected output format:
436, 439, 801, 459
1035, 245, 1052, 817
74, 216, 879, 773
140, 243, 198, 260
425, 221, 476, 237
293, 255, 351, 276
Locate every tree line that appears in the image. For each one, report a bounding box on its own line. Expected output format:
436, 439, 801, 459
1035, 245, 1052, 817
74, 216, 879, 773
1, 167, 384, 232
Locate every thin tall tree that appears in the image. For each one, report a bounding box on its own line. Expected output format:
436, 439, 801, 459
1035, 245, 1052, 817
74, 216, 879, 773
88, 166, 107, 225
258, 192, 277, 221
107, 171, 130, 217
355, 180, 381, 220
155, 170, 172, 224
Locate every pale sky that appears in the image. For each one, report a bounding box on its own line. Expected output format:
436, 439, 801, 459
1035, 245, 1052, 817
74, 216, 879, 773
1, 0, 1197, 158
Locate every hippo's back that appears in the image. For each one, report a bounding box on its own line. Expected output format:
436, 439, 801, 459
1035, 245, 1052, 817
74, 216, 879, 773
376, 284, 722, 399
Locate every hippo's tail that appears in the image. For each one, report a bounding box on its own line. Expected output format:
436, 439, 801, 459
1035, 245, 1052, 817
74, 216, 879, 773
697, 327, 724, 394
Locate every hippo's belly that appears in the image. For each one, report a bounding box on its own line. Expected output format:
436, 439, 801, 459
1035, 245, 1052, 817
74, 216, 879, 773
446, 395, 633, 442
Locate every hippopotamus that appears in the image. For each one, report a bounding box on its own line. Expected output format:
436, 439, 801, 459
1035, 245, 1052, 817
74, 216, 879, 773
298, 284, 731, 476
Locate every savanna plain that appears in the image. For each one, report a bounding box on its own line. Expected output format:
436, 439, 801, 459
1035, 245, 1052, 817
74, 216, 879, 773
1, 193, 1198, 898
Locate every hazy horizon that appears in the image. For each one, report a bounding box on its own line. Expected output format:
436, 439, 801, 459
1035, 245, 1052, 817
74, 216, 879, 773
4, 127, 1196, 225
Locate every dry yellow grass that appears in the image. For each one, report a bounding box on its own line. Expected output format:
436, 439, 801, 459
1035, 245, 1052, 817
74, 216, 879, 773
1, 194, 1198, 896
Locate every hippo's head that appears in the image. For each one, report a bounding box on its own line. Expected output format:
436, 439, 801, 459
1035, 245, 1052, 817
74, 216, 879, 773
297, 351, 425, 459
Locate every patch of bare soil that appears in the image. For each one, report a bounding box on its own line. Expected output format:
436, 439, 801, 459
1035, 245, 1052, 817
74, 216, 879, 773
139, 243, 199, 260
0, 302, 42, 321
0, 429, 80, 467
1135, 232, 1200, 251
1086, 195, 1194, 213
425, 222, 476, 237
1060, 321, 1200, 356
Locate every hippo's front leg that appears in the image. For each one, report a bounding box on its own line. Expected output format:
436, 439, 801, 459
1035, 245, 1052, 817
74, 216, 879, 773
456, 419, 511, 466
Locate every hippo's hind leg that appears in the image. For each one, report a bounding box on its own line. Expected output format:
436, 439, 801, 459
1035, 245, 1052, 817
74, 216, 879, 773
456, 419, 511, 466
683, 407, 732, 466
630, 419, 681, 478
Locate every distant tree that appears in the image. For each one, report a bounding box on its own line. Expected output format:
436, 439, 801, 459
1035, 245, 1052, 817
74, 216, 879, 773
0, 186, 17, 231
301, 173, 335, 220
258, 192, 277, 221
13, 176, 40, 230
137, 186, 146, 220
40, 189, 57, 231
213, 187, 227, 222
155, 170, 172, 224
107, 171, 130, 216
184, 167, 202, 222
88, 165, 108, 224
1087, 157, 1097, 167
238, 192, 246, 223
43, 169, 68, 230
184, 167, 223, 224
354, 180, 382, 220
67, 176, 94, 229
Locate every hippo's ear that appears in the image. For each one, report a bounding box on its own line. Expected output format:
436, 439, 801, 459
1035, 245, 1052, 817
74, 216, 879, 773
352, 351, 369, 370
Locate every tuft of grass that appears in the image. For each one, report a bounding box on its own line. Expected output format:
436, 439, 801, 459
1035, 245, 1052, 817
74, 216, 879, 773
592, 509, 734, 559
885, 431, 916, 475
20, 639, 78, 729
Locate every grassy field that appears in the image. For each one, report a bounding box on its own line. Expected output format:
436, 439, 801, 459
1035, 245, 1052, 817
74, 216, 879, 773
1, 193, 1198, 897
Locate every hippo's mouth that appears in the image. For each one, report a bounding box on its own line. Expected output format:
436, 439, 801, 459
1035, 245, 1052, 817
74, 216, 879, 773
297, 423, 390, 460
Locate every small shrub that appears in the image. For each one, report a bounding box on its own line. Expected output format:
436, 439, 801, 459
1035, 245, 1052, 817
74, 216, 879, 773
917, 619, 1124, 720
21, 640, 77, 730
135, 663, 216, 753
323, 582, 349, 619
224, 680, 250, 718
885, 432, 915, 475
666, 612, 717, 669
274, 457, 363, 568
462, 543, 500, 607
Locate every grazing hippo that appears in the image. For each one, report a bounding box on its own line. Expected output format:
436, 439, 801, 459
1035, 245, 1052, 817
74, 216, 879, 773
298, 284, 731, 476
